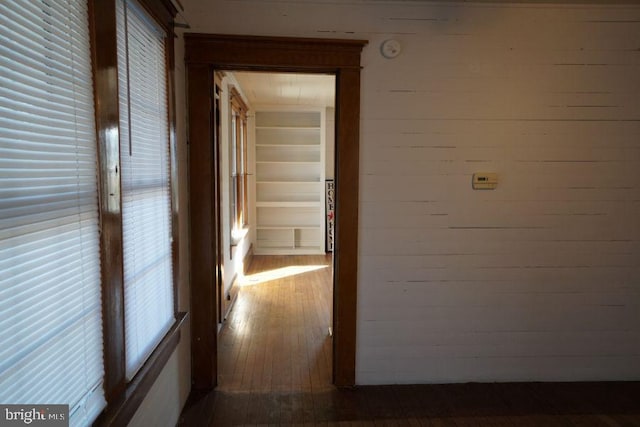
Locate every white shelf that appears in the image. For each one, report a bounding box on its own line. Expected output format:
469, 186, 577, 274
257, 210, 319, 227
256, 227, 294, 231
256, 144, 318, 148
254, 247, 323, 255
256, 182, 321, 204
258, 181, 321, 184
255, 226, 323, 255
256, 161, 318, 165
255, 111, 321, 127
254, 109, 326, 255
255, 126, 320, 130
257, 161, 321, 183
255, 127, 320, 146
256, 201, 321, 208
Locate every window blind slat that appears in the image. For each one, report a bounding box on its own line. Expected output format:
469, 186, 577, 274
0, 108, 95, 134
0, 312, 104, 424
0, 86, 90, 119
1, 190, 97, 212
0, 45, 92, 92
0, 0, 105, 424
0, 234, 101, 285
1, 211, 97, 241
1, 143, 97, 159
0, 2, 92, 61
0, 65, 94, 97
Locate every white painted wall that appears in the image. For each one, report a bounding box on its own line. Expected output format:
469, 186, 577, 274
173, 0, 640, 388
127, 335, 191, 427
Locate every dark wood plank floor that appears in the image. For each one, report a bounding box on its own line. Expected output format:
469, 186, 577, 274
179, 255, 640, 426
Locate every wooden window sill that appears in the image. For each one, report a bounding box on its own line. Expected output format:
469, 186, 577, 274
94, 312, 187, 426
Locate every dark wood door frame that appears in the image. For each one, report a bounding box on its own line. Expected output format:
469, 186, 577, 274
186, 34, 367, 389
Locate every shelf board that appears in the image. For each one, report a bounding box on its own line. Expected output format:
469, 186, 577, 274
257, 226, 320, 230
256, 180, 321, 184
256, 126, 320, 130
257, 201, 321, 207
256, 161, 319, 165
254, 247, 325, 255
256, 144, 320, 148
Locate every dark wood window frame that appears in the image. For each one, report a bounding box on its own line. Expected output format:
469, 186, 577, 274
229, 87, 249, 238
89, 0, 185, 424
213, 74, 224, 324
186, 34, 367, 389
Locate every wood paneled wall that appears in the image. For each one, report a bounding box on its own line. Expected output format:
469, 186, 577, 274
179, 1, 640, 384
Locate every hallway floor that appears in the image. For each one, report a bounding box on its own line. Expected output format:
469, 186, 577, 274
218, 254, 333, 393
178, 255, 640, 426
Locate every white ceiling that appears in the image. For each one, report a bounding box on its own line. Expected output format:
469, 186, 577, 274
232, 72, 336, 108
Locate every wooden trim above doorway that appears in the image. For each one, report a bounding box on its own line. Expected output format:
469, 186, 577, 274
185, 33, 365, 70
186, 33, 367, 389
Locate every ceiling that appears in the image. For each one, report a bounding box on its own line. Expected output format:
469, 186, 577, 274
232, 72, 336, 108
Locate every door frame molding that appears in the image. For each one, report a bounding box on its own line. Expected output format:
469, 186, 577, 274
186, 34, 367, 389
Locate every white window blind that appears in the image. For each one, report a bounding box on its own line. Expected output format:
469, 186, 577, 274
116, 0, 175, 380
0, 0, 106, 425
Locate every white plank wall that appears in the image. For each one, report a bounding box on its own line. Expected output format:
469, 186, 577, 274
180, 0, 640, 384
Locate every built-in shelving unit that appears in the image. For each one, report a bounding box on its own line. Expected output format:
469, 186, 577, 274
254, 109, 325, 254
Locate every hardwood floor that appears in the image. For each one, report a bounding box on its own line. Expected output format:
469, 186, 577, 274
179, 255, 640, 426
218, 254, 333, 393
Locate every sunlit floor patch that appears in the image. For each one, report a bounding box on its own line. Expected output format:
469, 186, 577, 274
239, 264, 329, 286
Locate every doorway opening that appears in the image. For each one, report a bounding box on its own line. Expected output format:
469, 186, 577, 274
216, 70, 337, 390
186, 34, 367, 390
